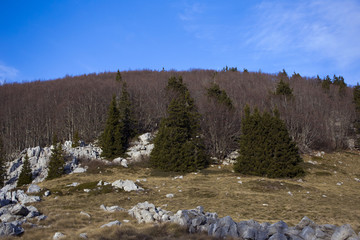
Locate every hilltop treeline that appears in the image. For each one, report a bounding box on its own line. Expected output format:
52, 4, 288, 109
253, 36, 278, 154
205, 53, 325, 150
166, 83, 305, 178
0, 70, 355, 157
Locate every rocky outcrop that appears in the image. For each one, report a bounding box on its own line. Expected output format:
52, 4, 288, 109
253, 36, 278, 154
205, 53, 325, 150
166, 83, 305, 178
0, 184, 44, 237
126, 133, 154, 162
6, 142, 102, 189
128, 202, 360, 240
5, 133, 154, 189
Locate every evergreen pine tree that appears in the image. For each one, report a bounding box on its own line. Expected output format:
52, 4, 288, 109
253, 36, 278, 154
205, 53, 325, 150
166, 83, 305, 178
99, 76, 136, 159
17, 153, 32, 187
206, 83, 233, 109
0, 136, 6, 187
100, 95, 121, 159
116, 81, 137, 155
116, 70, 122, 83
234, 106, 304, 178
353, 84, 360, 149
275, 79, 293, 96
322, 75, 332, 91
150, 76, 209, 172
47, 134, 65, 180
72, 130, 80, 148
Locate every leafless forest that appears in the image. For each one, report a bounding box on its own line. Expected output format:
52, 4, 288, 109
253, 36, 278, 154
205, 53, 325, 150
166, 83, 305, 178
0, 70, 355, 158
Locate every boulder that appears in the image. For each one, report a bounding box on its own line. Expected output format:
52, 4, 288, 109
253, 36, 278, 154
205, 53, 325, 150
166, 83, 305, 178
111, 180, 144, 192
27, 184, 41, 193
10, 204, 30, 216
0, 222, 24, 236
331, 224, 357, 240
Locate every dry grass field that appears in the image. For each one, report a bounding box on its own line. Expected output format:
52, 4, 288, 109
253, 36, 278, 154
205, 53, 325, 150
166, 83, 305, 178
5, 151, 360, 239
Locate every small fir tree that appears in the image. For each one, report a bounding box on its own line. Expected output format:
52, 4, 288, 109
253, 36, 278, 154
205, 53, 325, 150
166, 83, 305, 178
234, 105, 304, 178
47, 134, 65, 180
150, 76, 209, 172
17, 153, 32, 187
72, 130, 80, 148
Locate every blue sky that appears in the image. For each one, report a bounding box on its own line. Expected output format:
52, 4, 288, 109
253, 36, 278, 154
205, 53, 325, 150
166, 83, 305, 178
1, 0, 360, 85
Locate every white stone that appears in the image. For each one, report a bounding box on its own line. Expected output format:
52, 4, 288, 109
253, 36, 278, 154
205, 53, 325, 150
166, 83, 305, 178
67, 182, 79, 187
44, 190, 51, 197
79, 233, 88, 239
80, 211, 91, 218
166, 194, 174, 198
83, 189, 91, 193
53, 232, 66, 239
73, 167, 87, 173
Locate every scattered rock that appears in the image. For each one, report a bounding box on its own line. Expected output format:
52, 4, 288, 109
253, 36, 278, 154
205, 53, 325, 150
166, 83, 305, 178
80, 211, 91, 218
79, 233, 88, 239
100, 204, 125, 212
83, 189, 91, 193
73, 167, 87, 173
100, 220, 121, 228
166, 194, 174, 198
173, 176, 183, 180
53, 232, 66, 239
67, 182, 79, 187
44, 190, 51, 197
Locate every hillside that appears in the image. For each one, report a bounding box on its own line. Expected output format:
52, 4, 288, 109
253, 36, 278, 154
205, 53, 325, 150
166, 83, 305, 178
0, 70, 355, 158
2, 149, 359, 239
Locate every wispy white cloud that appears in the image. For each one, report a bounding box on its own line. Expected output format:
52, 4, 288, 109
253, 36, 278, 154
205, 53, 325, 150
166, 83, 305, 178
247, 0, 360, 69
178, 2, 204, 22
0, 62, 19, 84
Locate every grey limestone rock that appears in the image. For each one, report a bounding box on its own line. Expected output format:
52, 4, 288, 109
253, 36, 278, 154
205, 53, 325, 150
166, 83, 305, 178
0, 222, 24, 236
331, 224, 358, 240
100, 220, 121, 228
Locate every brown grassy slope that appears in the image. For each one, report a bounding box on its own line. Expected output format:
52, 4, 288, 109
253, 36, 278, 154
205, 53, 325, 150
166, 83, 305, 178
6, 151, 360, 239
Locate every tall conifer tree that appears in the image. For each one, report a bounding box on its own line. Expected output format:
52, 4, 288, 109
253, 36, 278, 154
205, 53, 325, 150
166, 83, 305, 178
100, 73, 136, 159
100, 95, 121, 159
150, 76, 209, 172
